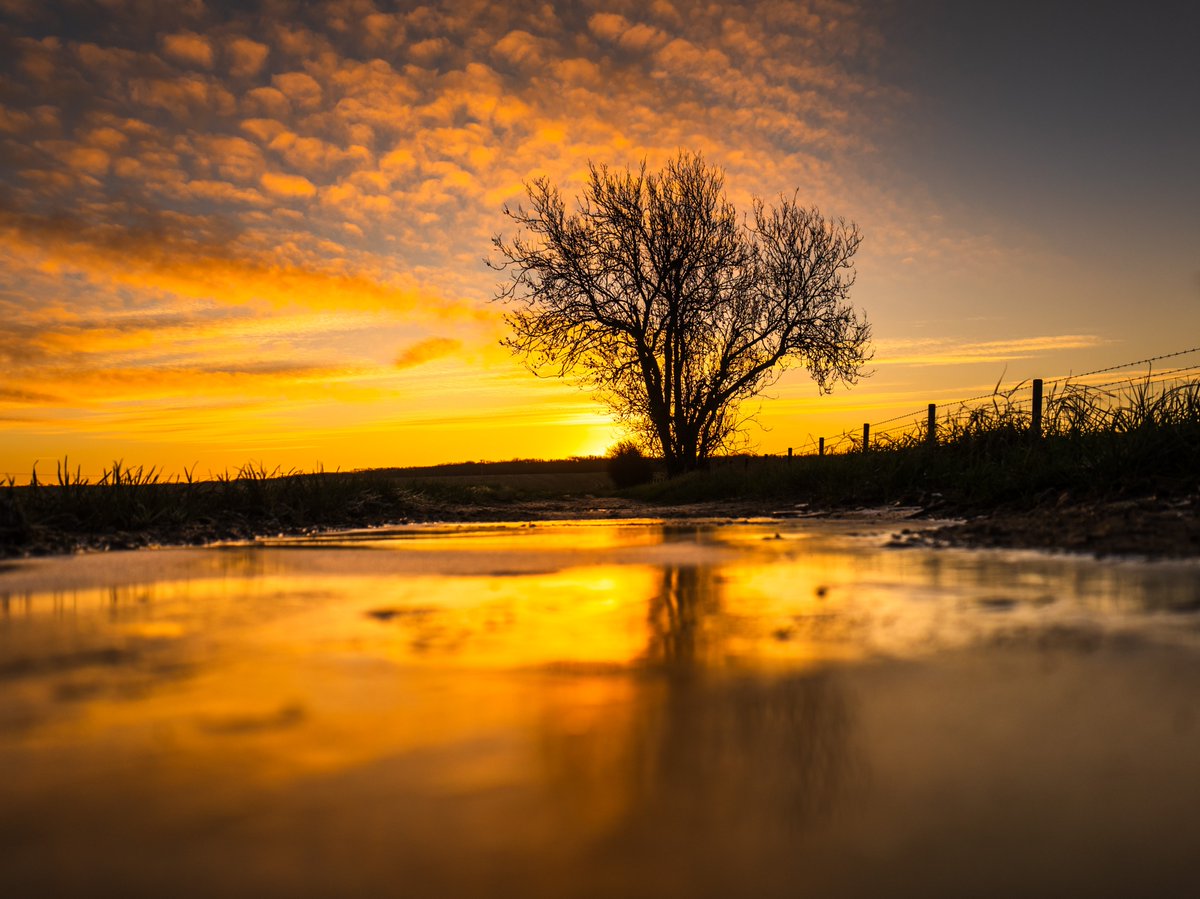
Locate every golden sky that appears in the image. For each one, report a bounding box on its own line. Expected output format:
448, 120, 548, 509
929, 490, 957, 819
1, 0, 1197, 479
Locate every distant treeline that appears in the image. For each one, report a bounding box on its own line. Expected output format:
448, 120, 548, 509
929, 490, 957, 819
375, 456, 607, 478
3, 375, 1198, 558
0, 457, 615, 557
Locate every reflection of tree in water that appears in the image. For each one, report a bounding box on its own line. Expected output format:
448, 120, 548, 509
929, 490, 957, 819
643, 566, 857, 826
644, 564, 720, 667
537, 563, 862, 893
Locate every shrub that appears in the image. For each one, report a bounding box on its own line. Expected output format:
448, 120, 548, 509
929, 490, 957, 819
607, 440, 656, 488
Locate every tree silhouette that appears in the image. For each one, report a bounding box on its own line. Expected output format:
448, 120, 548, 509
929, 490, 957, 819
491, 152, 871, 476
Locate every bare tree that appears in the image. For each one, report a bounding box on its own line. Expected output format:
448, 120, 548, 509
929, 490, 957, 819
490, 152, 871, 476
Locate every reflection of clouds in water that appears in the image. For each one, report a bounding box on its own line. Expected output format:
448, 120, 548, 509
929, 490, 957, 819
5, 525, 1200, 896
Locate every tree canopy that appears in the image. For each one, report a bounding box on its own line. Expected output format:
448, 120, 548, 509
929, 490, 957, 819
490, 152, 871, 476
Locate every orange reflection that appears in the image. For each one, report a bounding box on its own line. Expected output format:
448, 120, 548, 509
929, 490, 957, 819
4, 521, 1200, 896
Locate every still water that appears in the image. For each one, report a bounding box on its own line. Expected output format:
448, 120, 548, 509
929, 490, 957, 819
3, 517, 1200, 897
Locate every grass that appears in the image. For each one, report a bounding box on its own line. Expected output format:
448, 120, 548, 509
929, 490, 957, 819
0, 457, 612, 556
3, 375, 1197, 556
631, 374, 1200, 511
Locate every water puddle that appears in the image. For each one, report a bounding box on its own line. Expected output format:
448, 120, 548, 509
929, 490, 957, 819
2, 518, 1200, 896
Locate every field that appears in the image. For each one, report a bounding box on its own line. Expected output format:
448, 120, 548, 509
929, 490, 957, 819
3, 376, 1199, 559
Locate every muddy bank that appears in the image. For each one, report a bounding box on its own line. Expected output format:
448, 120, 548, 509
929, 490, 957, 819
4, 491, 1198, 560
401, 492, 1200, 560
0, 496, 772, 560
898, 492, 1200, 559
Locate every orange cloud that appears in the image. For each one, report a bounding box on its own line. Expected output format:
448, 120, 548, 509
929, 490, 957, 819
260, 171, 317, 198
129, 74, 236, 118
268, 130, 371, 173
196, 134, 265, 181
271, 71, 323, 109
227, 36, 269, 77
161, 32, 214, 69
361, 12, 405, 51
0, 205, 486, 325
873, 335, 1113, 368
174, 179, 268, 206
493, 30, 545, 68
242, 86, 290, 117
395, 337, 463, 369
63, 146, 111, 175
588, 13, 669, 53
240, 117, 288, 142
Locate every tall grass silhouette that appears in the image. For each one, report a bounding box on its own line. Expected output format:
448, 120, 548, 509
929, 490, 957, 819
2, 374, 1197, 556
0, 457, 613, 555
633, 372, 1200, 508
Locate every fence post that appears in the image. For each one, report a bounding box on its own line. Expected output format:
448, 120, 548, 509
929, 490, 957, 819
819, 437, 825, 456
1031, 378, 1043, 438
787, 447, 793, 462
862, 422, 870, 452
927, 403, 937, 445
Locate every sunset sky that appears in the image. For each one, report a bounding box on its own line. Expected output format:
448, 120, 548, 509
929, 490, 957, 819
2, 0, 1197, 480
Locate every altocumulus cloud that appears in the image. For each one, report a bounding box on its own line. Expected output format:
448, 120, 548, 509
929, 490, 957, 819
0, 0, 900, 310
0, 0, 966, 460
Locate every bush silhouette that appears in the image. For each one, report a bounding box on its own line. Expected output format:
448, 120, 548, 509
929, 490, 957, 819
607, 441, 655, 488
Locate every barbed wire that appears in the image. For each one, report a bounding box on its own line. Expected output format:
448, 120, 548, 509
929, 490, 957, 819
1059, 362, 1200, 386
1085, 368, 1200, 393
869, 404, 938, 429
1044, 345, 1200, 386
795, 345, 1200, 456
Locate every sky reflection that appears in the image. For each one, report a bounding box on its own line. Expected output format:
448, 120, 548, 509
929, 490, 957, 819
3, 519, 1200, 895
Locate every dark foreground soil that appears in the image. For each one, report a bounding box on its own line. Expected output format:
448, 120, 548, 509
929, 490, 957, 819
901, 492, 1200, 559
0, 495, 768, 560
3, 490, 1198, 561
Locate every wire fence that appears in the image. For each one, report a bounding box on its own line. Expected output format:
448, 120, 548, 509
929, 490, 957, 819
787, 345, 1200, 457
7, 346, 1200, 479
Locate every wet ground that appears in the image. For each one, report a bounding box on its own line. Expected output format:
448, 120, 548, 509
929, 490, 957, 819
3, 517, 1200, 897
7, 491, 1200, 560
914, 492, 1200, 558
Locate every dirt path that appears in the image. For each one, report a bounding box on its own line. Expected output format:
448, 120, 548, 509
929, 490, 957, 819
897, 493, 1200, 559
4, 492, 1198, 560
